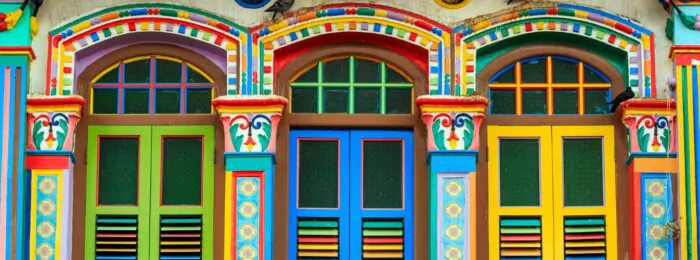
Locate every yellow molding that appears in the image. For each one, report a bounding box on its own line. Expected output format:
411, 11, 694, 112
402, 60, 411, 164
622, 109, 676, 117
216, 106, 284, 114
420, 106, 486, 113
27, 105, 82, 113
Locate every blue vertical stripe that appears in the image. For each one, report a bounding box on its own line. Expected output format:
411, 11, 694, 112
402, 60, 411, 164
17, 66, 27, 260
438, 43, 444, 95
246, 35, 253, 95
0, 66, 6, 260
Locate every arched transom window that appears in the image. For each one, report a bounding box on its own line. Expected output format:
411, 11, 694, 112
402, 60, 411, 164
489, 55, 611, 115
290, 56, 413, 114
91, 56, 214, 115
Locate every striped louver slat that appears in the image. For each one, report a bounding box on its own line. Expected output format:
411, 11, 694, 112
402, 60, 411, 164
362, 219, 404, 259
95, 215, 138, 260
159, 216, 202, 260
564, 217, 606, 260
499, 217, 542, 259
297, 218, 340, 259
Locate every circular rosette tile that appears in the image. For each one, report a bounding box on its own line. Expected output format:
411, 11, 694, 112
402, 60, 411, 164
239, 224, 257, 240
36, 243, 54, 258
647, 181, 665, 198
38, 199, 56, 216
647, 203, 665, 219
445, 180, 463, 197
239, 180, 258, 196
37, 221, 56, 238
238, 245, 258, 260
648, 224, 667, 241
445, 224, 463, 240
445, 202, 463, 218
39, 178, 57, 194
648, 246, 666, 260
445, 246, 463, 260
239, 202, 258, 218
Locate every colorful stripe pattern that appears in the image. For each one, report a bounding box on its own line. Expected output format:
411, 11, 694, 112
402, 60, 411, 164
563, 217, 606, 259
438, 176, 469, 259
296, 218, 340, 258
455, 3, 655, 98
47, 4, 246, 96
159, 216, 203, 259
642, 174, 674, 260
30, 172, 62, 260
362, 219, 404, 258
676, 64, 699, 260
499, 217, 542, 258
94, 215, 138, 260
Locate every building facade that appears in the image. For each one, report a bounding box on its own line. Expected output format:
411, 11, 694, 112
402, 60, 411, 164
0, 0, 697, 259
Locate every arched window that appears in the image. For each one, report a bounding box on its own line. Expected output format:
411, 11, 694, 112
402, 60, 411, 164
91, 56, 214, 115
289, 56, 413, 114
488, 55, 611, 115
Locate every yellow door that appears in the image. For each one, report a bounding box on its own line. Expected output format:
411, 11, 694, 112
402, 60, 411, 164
488, 126, 617, 260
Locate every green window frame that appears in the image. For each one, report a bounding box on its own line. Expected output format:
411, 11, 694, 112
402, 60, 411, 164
289, 56, 414, 114
85, 125, 214, 260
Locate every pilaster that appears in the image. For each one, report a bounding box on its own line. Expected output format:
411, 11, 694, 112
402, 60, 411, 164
619, 98, 677, 260
25, 95, 84, 260
416, 95, 488, 260
212, 95, 287, 260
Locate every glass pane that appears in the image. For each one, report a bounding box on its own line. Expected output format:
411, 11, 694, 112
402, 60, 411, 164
298, 140, 339, 208
186, 89, 212, 114
363, 141, 403, 209
323, 88, 348, 113
386, 88, 412, 114
291, 88, 318, 113
563, 139, 604, 206
492, 66, 515, 83
499, 139, 540, 206
95, 67, 120, 83
552, 58, 579, 83
294, 65, 318, 83
490, 90, 516, 115
355, 88, 380, 114
385, 66, 410, 84
521, 58, 547, 83
156, 89, 181, 114
187, 66, 211, 83
354, 59, 381, 83
124, 59, 151, 83
156, 59, 182, 83
553, 90, 578, 114
584, 66, 609, 83
162, 138, 202, 205
522, 90, 547, 115
98, 138, 139, 205
585, 90, 609, 114
93, 88, 118, 114
124, 89, 150, 114
323, 58, 350, 83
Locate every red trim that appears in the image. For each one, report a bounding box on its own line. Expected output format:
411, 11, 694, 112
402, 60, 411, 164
25, 155, 71, 169
27, 96, 86, 106
629, 162, 641, 260
45, 33, 53, 95
668, 45, 700, 58
0, 46, 36, 60
231, 171, 265, 260
618, 99, 676, 112
415, 95, 490, 107
212, 96, 288, 108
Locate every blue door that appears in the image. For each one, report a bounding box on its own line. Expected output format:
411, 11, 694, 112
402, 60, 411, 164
289, 129, 414, 259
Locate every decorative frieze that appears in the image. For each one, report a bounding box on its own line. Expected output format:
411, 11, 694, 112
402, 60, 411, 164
417, 95, 489, 152
26, 95, 84, 151
212, 95, 287, 153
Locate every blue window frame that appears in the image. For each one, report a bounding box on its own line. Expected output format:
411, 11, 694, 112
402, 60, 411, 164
289, 129, 414, 259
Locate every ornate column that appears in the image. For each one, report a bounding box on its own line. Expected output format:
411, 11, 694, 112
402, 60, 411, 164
25, 95, 84, 260
619, 99, 677, 260
212, 95, 287, 260
416, 95, 488, 260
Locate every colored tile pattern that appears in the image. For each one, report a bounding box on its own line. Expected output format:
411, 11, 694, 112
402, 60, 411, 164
563, 217, 607, 259
160, 216, 203, 259
499, 217, 542, 259
642, 175, 674, 260
438, 176, 468, 259
362, 219, 404, 258
296, 218, 340, 258
30, 174, 60, 260
94, 215, 138, 260
236, 177, 261, 260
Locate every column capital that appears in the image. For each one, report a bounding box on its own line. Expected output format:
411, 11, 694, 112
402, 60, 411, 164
619, 98, 677, 157
416, 95, 489, 152
26, 95, 84, 151
212, 95, 288, 153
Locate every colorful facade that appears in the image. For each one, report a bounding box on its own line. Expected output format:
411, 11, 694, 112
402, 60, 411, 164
0, 0, 698, 259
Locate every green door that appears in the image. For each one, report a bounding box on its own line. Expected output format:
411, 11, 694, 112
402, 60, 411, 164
85, 125, 214, 260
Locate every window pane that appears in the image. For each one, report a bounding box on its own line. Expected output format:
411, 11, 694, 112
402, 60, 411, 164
492, 66, 515, 83
156, 89, 181, 114
563, 139, 604, 206
385, 66, 410, 84
355, 88, 380, 114
291, 88, 318, 113
584, 67, 609, 83
124, 59, 151, 83
95, 67, 120, 83
490, 90, 515, 115
499, 139, 540, 206
98, 138, 139, 205
521, 90, 547, 115
363, 141, 403, 209
124, 89, 150, 114
553, 90, 578, 114
93, 89, 118, 114
294, 65, 318, 83
323, 59, 350, 83
354, 59, 381, 83
156, 59, 182, 83
187, 66, 211, 83
585, 90, 609, 114
298, 140, 339, 208
323, 88, 349, 113
386, 88, 412, 114
186, 89, 212, 114
521, 59, 547, 83
162, 138, 202, 205
552, 58, 578, 83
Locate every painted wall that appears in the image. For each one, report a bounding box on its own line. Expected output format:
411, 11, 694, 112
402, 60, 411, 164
30, 0, 673, 96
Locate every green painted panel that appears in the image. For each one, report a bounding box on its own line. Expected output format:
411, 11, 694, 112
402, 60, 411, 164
92, 89, 118, 114
124, 89, 150, 114
323, 87, 349, 113
293, 65, 318, 83
385, 88, 412, 114
499, 139, 540, 207
354, 88, 381, 114
291, 87, 318, 113
186, 89, 212, 114
155, 89, 181, 114
98, 138, 139, 205
156, 59, 182, 83
363, 141, 403, 209
323, 58, 350, 83
553, 90, 578, 114
186, 66, 211, 83
563, 138, 604, 206
521, 90, 547, 115
521, 59, 547, 83
355, 59, 381, 83
124, 59, 151, 83
298, 140, 339, 208
491, 90, 515, 115
584, 90, 609, 114
161, 138, 203, 205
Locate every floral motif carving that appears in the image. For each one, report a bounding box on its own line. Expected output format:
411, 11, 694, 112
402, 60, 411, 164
213, 96, 287, 153
26, 96, 84, 152
619, 99, 676, 155
417, 95, 488, 152
635, 115, 672, 153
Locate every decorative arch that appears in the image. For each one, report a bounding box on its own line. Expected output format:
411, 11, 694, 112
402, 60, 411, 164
250, 4, 452, 96
46, 3, 248, 96
454, 3, 656, 97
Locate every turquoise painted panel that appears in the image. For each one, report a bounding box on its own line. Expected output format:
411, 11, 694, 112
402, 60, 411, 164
641, 174, 674, 260
438, 175, 469, 260
33, 174, 59, 260
673, 6, 700, 45
0, 4, 32, 47
0, 55, 30, 66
